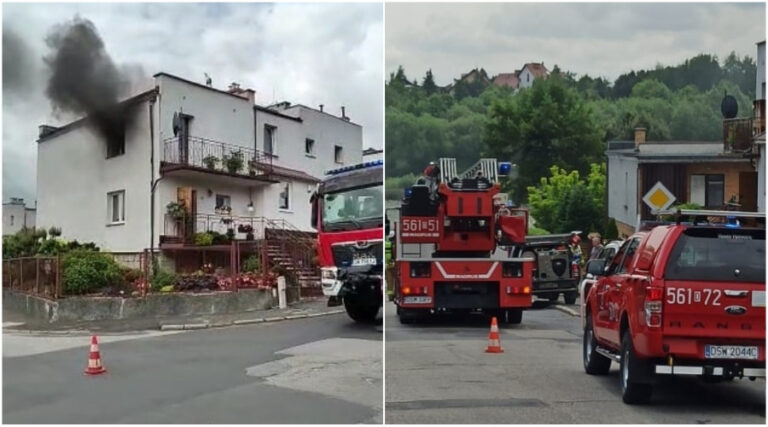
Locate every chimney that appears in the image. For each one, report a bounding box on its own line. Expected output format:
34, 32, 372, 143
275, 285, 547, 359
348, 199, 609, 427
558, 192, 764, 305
319, 104, 324, 113
341, 106, 350, 121
38, 125, 59, 139
228, 82, 241, 92
634, 127, 646, 149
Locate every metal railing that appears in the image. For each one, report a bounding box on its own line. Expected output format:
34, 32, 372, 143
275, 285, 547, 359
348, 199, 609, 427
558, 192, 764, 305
162, 136, 273, 176
2, 256, 61, 299
723, 118, 756, 152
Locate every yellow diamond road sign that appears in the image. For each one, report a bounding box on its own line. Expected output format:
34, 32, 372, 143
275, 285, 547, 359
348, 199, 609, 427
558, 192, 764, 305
643, 181, 676, 212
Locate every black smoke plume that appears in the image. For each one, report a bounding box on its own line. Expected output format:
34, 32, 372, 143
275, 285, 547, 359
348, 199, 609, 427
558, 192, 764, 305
44, 16, 128, 144
3, 27, 35, 97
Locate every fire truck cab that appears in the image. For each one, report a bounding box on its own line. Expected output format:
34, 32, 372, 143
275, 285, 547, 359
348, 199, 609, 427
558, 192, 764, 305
392, 158, 535, 324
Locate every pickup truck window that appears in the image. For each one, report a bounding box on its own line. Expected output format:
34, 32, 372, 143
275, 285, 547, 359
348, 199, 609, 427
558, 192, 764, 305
615, 238, 640, 274
665, 228, 766, 283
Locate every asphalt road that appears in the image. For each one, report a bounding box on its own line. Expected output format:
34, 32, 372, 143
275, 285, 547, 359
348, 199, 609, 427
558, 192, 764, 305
385, 301, 766, 424
3, 313, 382, 424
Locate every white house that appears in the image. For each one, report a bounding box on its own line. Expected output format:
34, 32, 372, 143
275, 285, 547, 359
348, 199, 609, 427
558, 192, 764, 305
2, 198, 36, 235
517, 63, 549, 89
36, 72, 363, 256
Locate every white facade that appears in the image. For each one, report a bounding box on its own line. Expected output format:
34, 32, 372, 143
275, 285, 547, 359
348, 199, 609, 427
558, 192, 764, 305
517, 67, 536, 89
606, 153, 639, 228
757, 141, 765, 213
757, 41, 765, 101
2, 199, 35, 235
36, 72, 364, 253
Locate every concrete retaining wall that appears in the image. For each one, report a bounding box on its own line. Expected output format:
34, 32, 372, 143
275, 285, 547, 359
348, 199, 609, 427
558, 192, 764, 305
3, 289, 275, 323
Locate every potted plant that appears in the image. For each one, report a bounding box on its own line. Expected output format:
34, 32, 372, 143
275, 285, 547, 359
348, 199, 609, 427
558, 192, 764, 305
226, 228, 236, 241
238, 224, 255, 240
166, 202, 188, 220
202, 155, 219, 170
223, 150, 244, 174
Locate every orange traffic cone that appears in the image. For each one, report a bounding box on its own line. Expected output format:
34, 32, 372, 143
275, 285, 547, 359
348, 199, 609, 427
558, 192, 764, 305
84, 335, 107, 375
485, 316, 504, 353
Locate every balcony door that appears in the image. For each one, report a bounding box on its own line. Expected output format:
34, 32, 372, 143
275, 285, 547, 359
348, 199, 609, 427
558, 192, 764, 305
177, 113, 193, 164
177, 187, 197, 240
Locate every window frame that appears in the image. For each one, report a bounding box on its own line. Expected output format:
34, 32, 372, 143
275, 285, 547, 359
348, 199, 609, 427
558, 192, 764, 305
264, 124, 277, 157
334, 145, 343, 164
704, 174, 725, 208
305, 138, 316, 157
107, 190, 126, 225
215, 194, 231, 210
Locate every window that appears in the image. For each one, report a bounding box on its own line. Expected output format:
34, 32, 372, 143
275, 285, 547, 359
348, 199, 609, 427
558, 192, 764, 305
264, 125, 277, 156
615, 238, 640, 274
666, 228, 764, 283
690, 174, 724, 208
279, 182, 291, 210
334, 145, 343, 163
305, 138, 315, 156
107, 191, 125, 224
10, 215, 14, 227
106, 126, 126, 158
215, 194, 231, 210
526, 73, 530, 82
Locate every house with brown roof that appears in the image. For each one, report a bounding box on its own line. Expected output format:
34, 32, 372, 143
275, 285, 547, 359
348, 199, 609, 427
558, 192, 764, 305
492, 73, 520, 90
517, 62, 549, 89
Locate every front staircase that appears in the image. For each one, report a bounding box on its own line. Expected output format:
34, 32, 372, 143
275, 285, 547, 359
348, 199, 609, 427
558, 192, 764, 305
263, 220, 322, 297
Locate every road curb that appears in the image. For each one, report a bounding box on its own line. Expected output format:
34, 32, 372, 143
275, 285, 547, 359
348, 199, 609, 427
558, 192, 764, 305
157, 309, 346, 331
553, 304, 579, 317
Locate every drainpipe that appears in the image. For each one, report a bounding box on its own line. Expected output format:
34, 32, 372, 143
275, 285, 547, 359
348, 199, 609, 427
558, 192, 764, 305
149, 94, 160, 276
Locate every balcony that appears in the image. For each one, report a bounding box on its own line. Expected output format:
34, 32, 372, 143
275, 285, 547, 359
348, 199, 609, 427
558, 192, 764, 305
723, 118, 757, 152
160, 213, 316, 246
161, 136, 275, 183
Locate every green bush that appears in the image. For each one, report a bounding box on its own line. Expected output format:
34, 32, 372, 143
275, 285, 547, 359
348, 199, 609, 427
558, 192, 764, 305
61, 251, 124, 295
194, 232, 214, 246
242, 255, 261, 273
151, 270, 177, 292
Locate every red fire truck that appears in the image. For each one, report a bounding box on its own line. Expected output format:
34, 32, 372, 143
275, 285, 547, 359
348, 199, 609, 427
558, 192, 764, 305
392, 158, 535, 324
311, 160, 383, 323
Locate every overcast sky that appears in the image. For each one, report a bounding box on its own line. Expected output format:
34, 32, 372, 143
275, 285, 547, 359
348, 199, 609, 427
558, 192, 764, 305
2, 3, 383, 205
386, 2, 766, 86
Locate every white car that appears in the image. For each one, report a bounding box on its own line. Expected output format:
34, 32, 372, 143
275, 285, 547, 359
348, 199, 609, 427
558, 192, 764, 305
578, 240, 623, 327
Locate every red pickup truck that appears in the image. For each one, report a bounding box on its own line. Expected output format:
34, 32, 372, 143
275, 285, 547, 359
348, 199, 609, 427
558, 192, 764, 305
582, 211, 765, 404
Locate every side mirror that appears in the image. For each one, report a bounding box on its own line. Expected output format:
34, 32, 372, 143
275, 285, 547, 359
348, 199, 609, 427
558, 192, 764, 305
586, 259, 607, 276
310, 192, 318, 229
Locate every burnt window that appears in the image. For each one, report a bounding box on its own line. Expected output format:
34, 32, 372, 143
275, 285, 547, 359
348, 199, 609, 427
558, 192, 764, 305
305, 138, 315, 156
334, 145, 343, 163
106, 125, 125, 158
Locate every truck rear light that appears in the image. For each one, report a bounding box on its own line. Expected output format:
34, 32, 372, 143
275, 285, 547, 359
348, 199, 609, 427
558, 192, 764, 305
502, 262, 523, 277
645, 285, 663, 328
506, 286, 531, 295
403, 286, 412, 295
410, 262, 431, 278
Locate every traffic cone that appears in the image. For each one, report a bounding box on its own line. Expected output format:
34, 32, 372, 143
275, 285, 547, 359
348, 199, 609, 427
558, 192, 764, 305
485, 316, 504, 353
84, 335, 107, 375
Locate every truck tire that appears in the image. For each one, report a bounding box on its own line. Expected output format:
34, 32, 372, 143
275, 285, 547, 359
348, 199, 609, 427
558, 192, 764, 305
343, 296, 378, 324
546, 293, 559, 303
583, 314, 611, 375
505, 309, 523, 324
397, 306, 419, 324
564, 291, 578, 305
620, 331, 653, 404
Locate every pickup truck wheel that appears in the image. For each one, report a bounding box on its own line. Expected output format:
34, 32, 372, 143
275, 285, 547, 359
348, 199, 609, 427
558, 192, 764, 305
343, 296, 378, 324
583, 314, 611, 375
620, 331, 653, 404
397, 306, 418, 324
564, 291, 578, 305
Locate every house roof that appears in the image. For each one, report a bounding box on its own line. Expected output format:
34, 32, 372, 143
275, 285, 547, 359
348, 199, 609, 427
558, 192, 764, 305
37, 88, 159, 143
253, 161, 321, 183
606, 140, 752, 164
492, 73, 520, 89
363, 147, 383, 155
253, 105, 302, 122
521, 63, 549, 78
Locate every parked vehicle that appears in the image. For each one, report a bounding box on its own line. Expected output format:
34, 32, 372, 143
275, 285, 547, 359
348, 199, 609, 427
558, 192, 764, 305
582, 209, 765, 404
311, 160, 383, 323
523, 233, 580, 304
579, 239, 623, 326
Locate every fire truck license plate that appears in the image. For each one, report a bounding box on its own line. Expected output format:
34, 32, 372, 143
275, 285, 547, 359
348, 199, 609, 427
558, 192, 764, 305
705, 345, 759, 360
404, 296, 432, 304
352, 254, 377, 266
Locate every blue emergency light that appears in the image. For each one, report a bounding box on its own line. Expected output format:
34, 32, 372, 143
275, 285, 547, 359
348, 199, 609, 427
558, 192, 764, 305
404, 188, 413, 197
725, 215, 741, 228
325, 159, 383, 176
498, 162, 512, 177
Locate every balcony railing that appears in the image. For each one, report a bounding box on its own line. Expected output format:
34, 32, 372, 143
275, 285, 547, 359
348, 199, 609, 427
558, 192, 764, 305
161, 213, 315, 247
723, 118, 757, 152
162, 136, 273, 177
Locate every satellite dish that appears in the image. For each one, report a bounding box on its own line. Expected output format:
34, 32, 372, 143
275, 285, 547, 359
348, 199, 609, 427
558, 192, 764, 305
172, 112, 181, 136
721, 94, 738, 119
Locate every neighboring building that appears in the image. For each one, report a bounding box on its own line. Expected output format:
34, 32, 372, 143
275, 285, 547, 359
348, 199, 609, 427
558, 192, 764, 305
362, 147, 383, 162
491, 72, 520, 90
2, 198, 36, 235
446, 68, 491, 95
606, 129, 757, 238
755, 41, 766, 212
36, 72, 363, 256
517, 63, 549, 89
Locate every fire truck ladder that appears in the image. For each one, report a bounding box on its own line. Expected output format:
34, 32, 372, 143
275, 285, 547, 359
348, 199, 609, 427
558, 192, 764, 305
439, 158, 499, 184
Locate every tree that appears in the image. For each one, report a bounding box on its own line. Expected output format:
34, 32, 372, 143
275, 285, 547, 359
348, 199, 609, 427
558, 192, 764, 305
556, 182, 601, 234
485, 76, 604, 200
422, 69, 437, 95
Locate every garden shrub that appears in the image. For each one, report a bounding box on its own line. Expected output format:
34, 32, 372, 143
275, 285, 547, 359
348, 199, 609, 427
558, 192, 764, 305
194, 232, 214, 246
151, 269, 177, 292
61, 251, 124, 295
242, 255, 261, 273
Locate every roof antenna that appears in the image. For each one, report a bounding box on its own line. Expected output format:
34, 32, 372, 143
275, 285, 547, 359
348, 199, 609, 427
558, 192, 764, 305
204, 73, 212, 87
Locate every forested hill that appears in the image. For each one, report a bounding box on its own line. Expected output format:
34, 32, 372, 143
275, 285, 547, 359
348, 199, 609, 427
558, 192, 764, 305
385, 52, 756, 200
